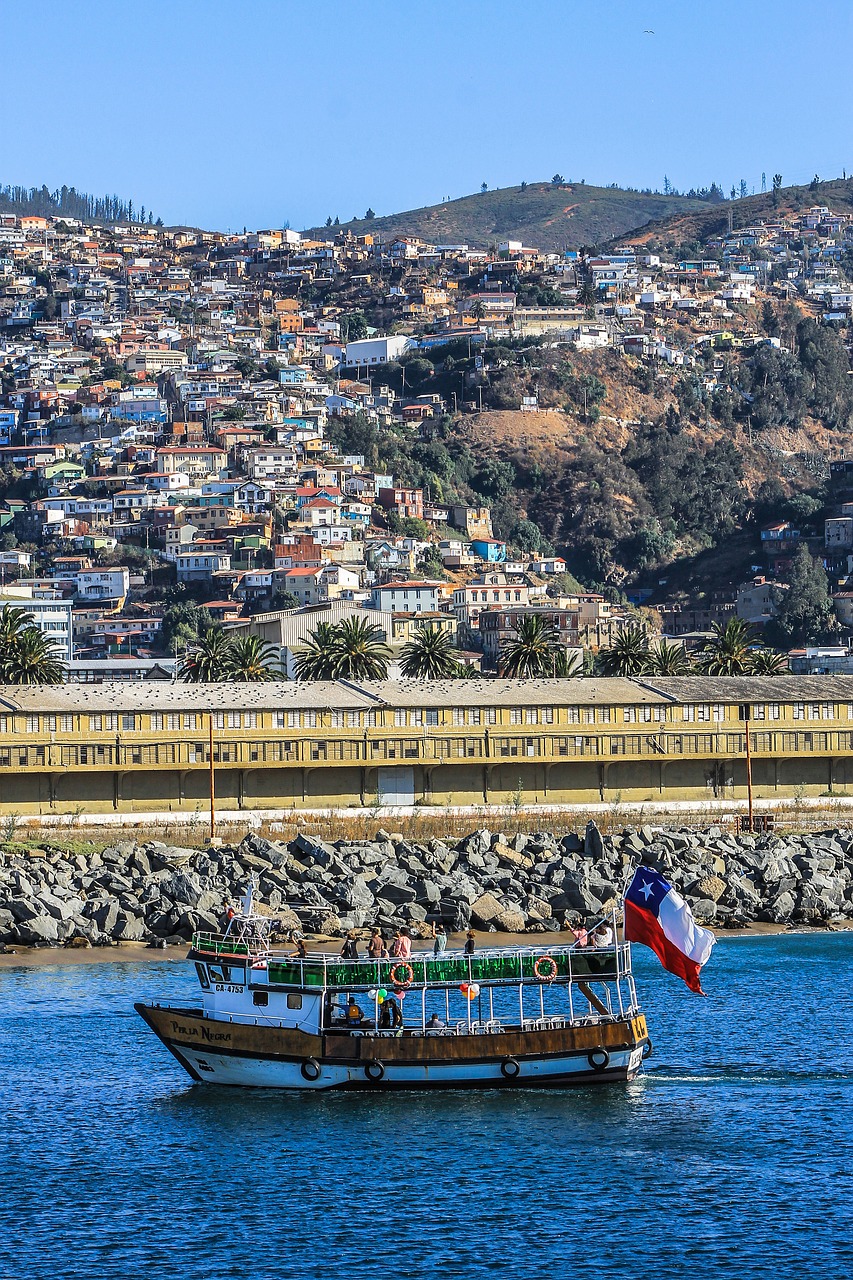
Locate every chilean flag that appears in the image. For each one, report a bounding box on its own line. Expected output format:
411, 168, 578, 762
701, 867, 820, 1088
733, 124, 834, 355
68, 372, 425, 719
624, 867, 716, 994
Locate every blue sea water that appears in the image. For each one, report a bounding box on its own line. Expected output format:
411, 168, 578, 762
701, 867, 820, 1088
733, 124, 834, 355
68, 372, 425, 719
1, 934, 852, 1280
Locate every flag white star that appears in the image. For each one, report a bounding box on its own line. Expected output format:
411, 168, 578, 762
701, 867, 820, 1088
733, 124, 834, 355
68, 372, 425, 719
639, 879, 654, 901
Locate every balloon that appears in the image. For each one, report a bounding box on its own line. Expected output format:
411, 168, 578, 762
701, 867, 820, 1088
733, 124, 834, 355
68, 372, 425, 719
377, 996, 385, 1005
459, 983, 469, 994
378, 988, 388, 1000
395, 989, 406, 1000
468, 983, 481, 997
368, 989, 377, 999
466, 988, 477, 1000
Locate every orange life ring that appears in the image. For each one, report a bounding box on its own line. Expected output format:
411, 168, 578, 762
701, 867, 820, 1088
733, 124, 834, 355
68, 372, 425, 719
534, 954, 558, 982
390, 961, 414, 987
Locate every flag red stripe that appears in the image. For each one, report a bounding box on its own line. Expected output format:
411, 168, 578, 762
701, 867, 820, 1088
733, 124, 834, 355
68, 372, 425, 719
624, 899, 705, 994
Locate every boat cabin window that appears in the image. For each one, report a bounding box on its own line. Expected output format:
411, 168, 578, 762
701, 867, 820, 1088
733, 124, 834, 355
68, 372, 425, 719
252, 990, 269, 1007
287, 994, 303, 1010
195, 963, 210, 989
208, 963, 245, 984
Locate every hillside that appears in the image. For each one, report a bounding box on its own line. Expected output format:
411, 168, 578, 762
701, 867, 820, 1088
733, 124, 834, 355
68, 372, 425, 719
305, 182, 710, 253
608, 176, 853, 252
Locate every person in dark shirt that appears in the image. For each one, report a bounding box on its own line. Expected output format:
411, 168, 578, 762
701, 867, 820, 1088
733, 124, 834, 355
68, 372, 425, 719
464, 931, 476, 956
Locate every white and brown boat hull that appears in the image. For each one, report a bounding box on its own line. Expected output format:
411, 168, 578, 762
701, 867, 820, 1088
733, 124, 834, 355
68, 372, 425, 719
135, 1003, 650, 1090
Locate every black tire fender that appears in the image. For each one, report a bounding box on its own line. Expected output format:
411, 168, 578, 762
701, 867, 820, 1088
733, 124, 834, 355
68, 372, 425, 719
365, 1059, 385, 1082
300, 1057, 321, 1081
500, 1057, 521, 1079
588, 1048, 610, 1071
642, 1037, 653, 1060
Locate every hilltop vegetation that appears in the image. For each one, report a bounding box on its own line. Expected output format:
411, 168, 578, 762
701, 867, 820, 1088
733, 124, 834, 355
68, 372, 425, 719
306, 181, 710, 253
0, 182, 161, 226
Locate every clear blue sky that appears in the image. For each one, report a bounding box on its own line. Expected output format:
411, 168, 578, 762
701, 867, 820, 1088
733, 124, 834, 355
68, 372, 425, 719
3, 0, 852, 231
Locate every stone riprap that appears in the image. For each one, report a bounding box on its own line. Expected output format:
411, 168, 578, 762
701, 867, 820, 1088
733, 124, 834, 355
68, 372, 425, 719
1, 822, 853, 948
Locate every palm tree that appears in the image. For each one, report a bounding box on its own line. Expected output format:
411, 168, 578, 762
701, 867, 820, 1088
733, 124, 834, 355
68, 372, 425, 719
179, 627, 234, 682
329, 617, 391, 681
553, 648, 584, 677
647, 638, 693, 676
0, 605, 32, 651
399, 625, 459, 679
227, 635, 281, 682
749, 647, 787, 675
499, 615, 563, 678
294, 622, 339, 681
0, 626, 65, 684
699, 618, 756, 676
598, 623, 651, 676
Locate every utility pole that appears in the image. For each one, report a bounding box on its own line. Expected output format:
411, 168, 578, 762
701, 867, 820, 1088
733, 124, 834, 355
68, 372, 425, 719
208, 711, 216, 844
740, 703, 753, 832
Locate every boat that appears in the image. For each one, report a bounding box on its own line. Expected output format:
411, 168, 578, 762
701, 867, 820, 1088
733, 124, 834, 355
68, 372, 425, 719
135, 885, 651, 1090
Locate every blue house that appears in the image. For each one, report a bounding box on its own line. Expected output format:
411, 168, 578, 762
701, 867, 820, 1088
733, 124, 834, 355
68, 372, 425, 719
471, 537, 507, 563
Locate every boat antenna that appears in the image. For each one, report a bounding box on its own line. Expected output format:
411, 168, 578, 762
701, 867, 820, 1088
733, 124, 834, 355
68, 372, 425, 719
242, 873, 257, 917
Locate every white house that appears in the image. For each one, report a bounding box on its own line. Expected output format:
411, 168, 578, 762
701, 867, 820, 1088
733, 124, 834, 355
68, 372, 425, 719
343, 335, 412, 369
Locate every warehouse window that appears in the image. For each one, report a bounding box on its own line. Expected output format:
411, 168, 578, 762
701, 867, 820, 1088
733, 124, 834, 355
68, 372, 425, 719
624, 707, 636, 724
26, 715, 39, 733
46, 715, 57, 732
426, 709, 439, 726
122, 714, 136, 731
151, 713, 164, 731
769, 704, 780, 720
752, 704, 766, 720
469, 708, 481, 726
347, 711, 361, 728
793, 703, 805, 720
331, 711, 344, 728
525, 708, 537, 725
485, 708, 496, 725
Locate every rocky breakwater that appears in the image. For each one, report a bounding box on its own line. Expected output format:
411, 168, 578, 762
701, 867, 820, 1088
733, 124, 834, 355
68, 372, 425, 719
2, 823, 853, 949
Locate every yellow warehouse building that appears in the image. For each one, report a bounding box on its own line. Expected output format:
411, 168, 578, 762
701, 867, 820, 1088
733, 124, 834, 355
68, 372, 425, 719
0, 676, 852, 816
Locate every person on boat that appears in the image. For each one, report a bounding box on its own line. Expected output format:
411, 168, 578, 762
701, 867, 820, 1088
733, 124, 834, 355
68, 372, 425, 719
569, 915, 588, 947
591, 922, 614, 948
464, 930, 476, 956
340, 932, 359, 960
426, 1012, 444, 1030
379, 995, 403, 1032
290, 932, 307, 959
432, 921, 448, 956
389, 930, 404, 958
397, 929, 412, 961
346, 996, 364, 1025
367, 929, 384, 959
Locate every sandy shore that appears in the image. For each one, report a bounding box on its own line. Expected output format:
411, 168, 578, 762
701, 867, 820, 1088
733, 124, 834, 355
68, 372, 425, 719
0, 921, 850, 969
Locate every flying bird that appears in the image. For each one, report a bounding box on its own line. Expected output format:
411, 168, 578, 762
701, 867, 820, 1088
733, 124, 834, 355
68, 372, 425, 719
644, 29, 655, 34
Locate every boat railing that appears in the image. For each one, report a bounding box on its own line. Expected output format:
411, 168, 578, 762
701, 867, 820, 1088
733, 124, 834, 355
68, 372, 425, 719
191, 928, 632, 993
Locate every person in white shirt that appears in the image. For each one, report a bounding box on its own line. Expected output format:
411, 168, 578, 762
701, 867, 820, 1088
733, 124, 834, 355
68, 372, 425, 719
591, 922, 614, 948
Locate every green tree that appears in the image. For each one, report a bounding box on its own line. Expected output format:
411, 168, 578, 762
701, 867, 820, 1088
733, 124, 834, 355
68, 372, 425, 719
399, 624, 459, 679
228, 635, 281, 681
749, 648, 787, 674
329, 617, 391, 680
698, 618, 756, 675
294, 622, 339, 680
179, 627, 234, 682
771, 543, 835, 645
160, 603, 213, 655
234, 357, 256, 378
647, 638, 693, 675
598, 623, 651, 676
499, 614, 564, 678
0, 607, 64, 684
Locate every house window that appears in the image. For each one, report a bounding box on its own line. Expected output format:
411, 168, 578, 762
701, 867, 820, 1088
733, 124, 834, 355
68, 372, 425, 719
347, 711, 361, 728
752, 704, 766, 720
793, 703, 805, 721
122, 714, 136, 731
426, 709, 439, 726
525, 709, 537, 725
624, 707, 636, 724
26, 716, 39, 733
396, 709, 407, 727
510, 708, 522, 725
151, 713, 164, 731
46, 715, 57, 733
769, 704, 780, 720
485, 708, 496, 725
